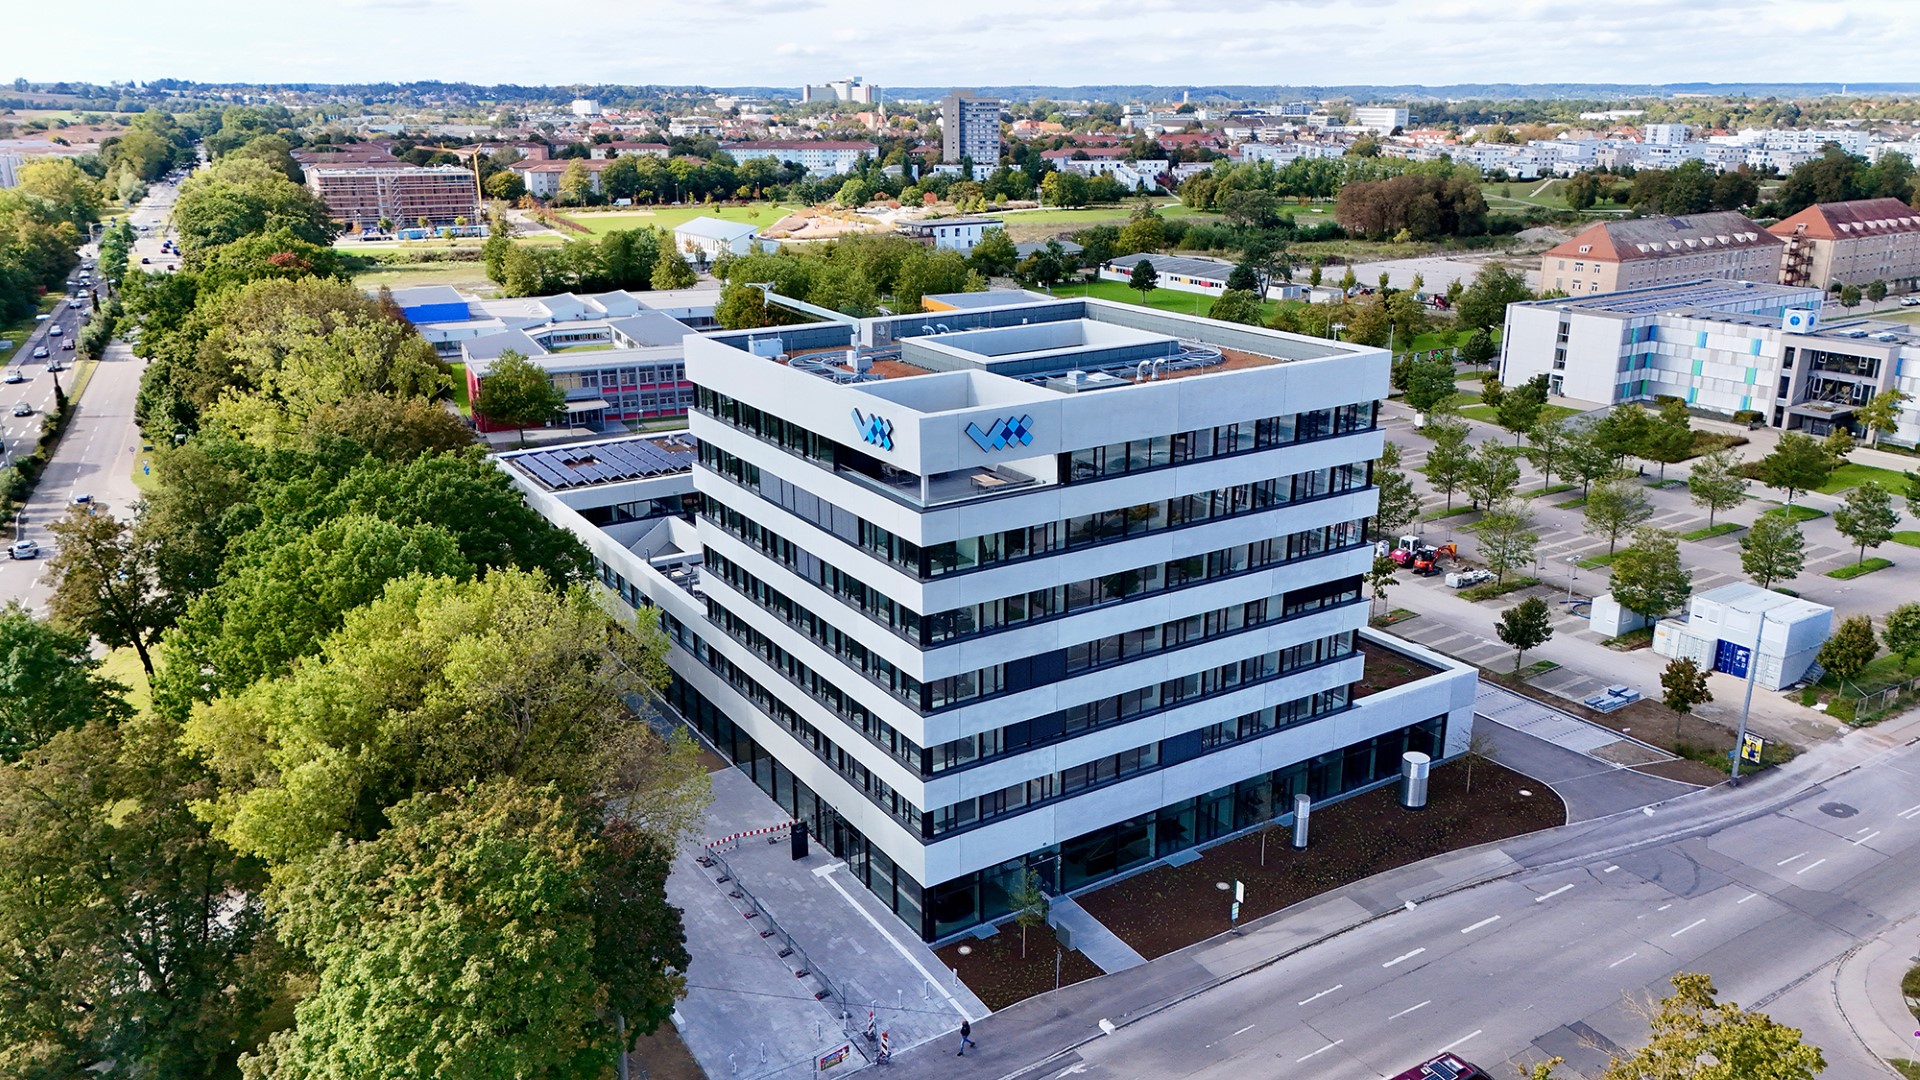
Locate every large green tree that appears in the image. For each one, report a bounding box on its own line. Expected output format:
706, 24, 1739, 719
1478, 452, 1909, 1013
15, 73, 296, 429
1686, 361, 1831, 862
474, 349, 567, 445
1402, 359, 1458, 420
1420, 418, 1472, 511
45, 506, 177, 679
1455, 262, 1533, 332
1740, 514, 1806, 589
244, 780, 687, 1080
1639, 398, 1695, 480
0, 603, 129, 761
1475, 500, 1538, 584
1756, 432, 1833, 509
1496, 374, 1550, 444
1583, 477, 1653, 555
1463, 439, 1521, 510
1686, 449, 1749, 528
1832, 479, 1898, 566
1600, 973, 1824, 1080
1609, 527, 1693, 620
1819, 614, 1878, 683
170, 155, 335, 265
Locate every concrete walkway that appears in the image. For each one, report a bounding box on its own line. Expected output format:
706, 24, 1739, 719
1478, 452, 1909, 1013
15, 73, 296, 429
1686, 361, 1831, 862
1474, 682, 1675, 765
1049, 895, 1148, 974
667, 766, 987, 1080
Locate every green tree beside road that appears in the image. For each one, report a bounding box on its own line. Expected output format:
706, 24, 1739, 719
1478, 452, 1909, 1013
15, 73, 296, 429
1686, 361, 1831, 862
1833, 480, 1898, 566
1584, 477, 1653, 555
1740, 514, 1807, 589
1686, 449, 1749, 528
1495, 597, 1554, 673
1609, 527, 1693, 620
1757, 432, 1833, 509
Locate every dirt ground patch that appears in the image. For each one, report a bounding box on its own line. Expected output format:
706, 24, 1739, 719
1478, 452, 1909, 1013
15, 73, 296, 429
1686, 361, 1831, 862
935, 922, 1104, 1012
628, 1023, 705, 1080
1076, 758, 1563, 960
1480, 669, 1770, 785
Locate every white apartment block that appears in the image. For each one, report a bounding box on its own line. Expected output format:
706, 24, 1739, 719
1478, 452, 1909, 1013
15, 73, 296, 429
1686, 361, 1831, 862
1501, 280, 1920, 442
509, 297, 1476, 941
721, 140, 872, 177
1352, 107, 1410, 135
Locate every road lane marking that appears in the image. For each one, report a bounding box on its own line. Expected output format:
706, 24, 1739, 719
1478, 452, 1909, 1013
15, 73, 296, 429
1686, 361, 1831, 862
1777, 852, 1807, 866
1536, 884, 1575, 902
1298, 985, 1343, 1006
1737, 892, 1759, 904
1296, 1040, 1343, 1062
1388, 1001, 1431, 1020
1897, 803, 1920, 819
1656, 903, 1672, 911
1383, 948, 1427, 968
1608, 952, 1638, 968
1231, 1024, 1255, 1037
1671, 919, 1707, 938
1795, 858, 1827, 875
1436, 1030, 1483, 1054
1460, 915, 1501, 934
1602, 864, 1619, 873
1852, 830, 1881, 846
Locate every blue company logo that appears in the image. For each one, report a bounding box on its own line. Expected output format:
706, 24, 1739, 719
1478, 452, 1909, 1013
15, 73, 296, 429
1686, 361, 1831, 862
853, 408, 893, 451
965, 414, 1035, 453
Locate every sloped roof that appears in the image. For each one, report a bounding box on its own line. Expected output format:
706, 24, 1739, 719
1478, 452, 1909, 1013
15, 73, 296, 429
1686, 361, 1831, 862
674, 216, 759, 241
1544, 211, 1780, 263
1767, 198, 1920, 241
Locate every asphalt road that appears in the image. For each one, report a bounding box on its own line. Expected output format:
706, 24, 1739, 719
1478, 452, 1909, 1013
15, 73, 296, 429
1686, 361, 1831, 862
887, 720, 1920, 1079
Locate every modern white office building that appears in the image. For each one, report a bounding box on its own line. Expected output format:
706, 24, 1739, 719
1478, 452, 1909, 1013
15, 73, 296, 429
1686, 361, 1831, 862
1352, 107, 1410, 135
504, 296, 1476, 941
1499, 279, 1920, 441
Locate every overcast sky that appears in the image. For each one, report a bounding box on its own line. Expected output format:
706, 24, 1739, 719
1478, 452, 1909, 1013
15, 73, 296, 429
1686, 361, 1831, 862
22, 0, 1906, 92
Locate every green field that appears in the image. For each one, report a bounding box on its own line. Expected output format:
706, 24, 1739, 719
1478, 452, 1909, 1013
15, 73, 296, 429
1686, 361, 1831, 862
1048, 277, 1288, 323
559, 203, 794, 236
352, 262, 497, 295
1478, 178, 1629, 215
1817, 462, 1912, 495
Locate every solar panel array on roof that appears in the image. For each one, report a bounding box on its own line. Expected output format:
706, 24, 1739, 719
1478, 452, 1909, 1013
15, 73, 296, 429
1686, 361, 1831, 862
509, 436, 695, 490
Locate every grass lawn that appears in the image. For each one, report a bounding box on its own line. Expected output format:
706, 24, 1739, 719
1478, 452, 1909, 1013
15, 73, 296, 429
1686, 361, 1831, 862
560, 203, 793, 236
1816, 462, 1912, 495
1893, 531, 1920, 548
1049, 277, 1285, 322
1556, 496, 1588, 509
1827, 557, 1894, 580
1764, 504, 1828, 523
97, 646, 155, 719
1477, 178, 1631, 214
1523, 482, 1574, 499
1681, 522, 1744, 541
446, 361, 471, 417
1421, 504, 1479, 521
1814, 650, 1920, 697
1576, 552, 1619, 569
0, 293, 64, 358
351, 262, 498, 294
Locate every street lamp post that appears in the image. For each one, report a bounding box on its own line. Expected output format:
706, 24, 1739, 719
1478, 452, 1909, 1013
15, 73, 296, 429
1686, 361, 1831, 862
1564, 556, 1578, 606
1330, 321, 1346, 342
1730, 609, 1769, 786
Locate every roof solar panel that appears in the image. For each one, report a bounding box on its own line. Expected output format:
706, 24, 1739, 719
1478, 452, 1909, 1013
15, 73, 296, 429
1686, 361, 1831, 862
507, 435, 696, 490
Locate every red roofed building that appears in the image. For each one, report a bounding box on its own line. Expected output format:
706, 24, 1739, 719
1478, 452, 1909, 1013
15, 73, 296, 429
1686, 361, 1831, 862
1540, 211, 1782, 296
1769, 198, 1920, 294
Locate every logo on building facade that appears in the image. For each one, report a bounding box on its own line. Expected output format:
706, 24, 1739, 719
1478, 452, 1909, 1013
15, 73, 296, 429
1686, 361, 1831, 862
965, 415, 1035, 453
853, 408, 893, 451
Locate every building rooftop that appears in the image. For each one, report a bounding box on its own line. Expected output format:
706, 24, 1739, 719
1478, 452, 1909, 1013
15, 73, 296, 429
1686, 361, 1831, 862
920, 288, 1051, 311
1103, 252, 1240, 281
1544, 211, 1781, 263
1694, 582, 1830, 621
501, 432, 697, 492
1516, 279, 1819, 318
675, 216, 760, 241
1768, 198, 1920, 241
389, 285, 468, 308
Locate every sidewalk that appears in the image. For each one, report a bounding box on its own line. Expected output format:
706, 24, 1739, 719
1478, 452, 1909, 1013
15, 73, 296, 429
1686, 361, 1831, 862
1834, 917, 1920, 1068
1048, 896, 1147, 974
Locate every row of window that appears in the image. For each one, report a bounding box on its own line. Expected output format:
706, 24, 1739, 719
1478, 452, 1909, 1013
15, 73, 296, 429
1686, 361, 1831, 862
1063, 402, 1373, 484
1064, 577, 1362, 675
700, 441, 1373, 583
551, 362, 687, 391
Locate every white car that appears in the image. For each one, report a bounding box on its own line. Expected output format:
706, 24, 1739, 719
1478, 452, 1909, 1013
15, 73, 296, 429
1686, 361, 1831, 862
1903, 296, 1920, 307
47, 326, 61, 337
3, 370, 22, 384
8, 539, 36, 560
11, 402, 29, 417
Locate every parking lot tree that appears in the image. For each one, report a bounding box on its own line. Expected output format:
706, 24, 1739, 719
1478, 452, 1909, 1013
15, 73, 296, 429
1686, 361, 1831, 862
1739, 513, 1807, 589
0, 603, 130, 761
1402, 358, 1458, 421
1855, 388, 1910, 448
1686, 449, 1750, 528
1372, 441, 1423, 538
1639, 398, 1695, 480
1660, 658, 1714, 739
1525, 415, 1574, 491
1823, 424, 1855, 464
1129, 258, 1159, 300
1584, 477, 1653, 554
1756, 432, 1833, 510
1457, 325, 1497, 369
1456, 262, 1533, 333
45, 507, 176, 679
1610, 527, 1692, 620
1879, 602, 1920, 671
1563, 423, 1618, 496
473, 349, 567, 447
1591, 405, 1653, 472
1818, 614, 1878, 685
1420, 417, 1472, 511
1839, 283, 1862, 309
1464, 440, 1521, 510
1599, 973, 1825, 1080
1478, 368, 1505, 409
1368, 553, 1400, 617
1833, 479, 1898, 566
1497, 373, 1550, 444
1495, 596, 1554, 674
1474, 500, 1538, 584
1207, 288, 1265, 326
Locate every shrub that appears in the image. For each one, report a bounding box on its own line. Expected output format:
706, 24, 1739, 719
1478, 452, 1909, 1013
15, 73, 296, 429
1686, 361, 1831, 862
1732, 409, 1765, 424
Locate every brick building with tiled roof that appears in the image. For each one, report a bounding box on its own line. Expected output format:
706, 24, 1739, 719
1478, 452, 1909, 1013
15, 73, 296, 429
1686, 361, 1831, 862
1540, 211, 1782, 296
1769, 197, 1920, 295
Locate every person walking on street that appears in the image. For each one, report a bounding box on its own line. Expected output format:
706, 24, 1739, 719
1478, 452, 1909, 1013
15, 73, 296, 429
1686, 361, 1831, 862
957, 1019, 976, 1055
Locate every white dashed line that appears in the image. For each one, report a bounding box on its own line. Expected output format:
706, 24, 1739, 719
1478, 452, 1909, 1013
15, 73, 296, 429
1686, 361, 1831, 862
1297, 1040, 1343, 1062
1388, 1001, 1431, 1020
1436, 1030, 1483, 1054
1231, 1024, 1255, 1037
1852, 830, 1881, 846
1383, 948, 1427, 968
1536, 884, 1574, 902
1671, 919, 1707, 938
1795, 858, 1827, 875
1460, 916, 1501, 934
1777, 852, 1807, 866
1897, 803, 1920, 820
1602, 864, 1620, 873
1298, 985, 1343, 1007
1737, 892, 1759, 904
1608, 952, 1638, 968
1656, 903, 1672, 911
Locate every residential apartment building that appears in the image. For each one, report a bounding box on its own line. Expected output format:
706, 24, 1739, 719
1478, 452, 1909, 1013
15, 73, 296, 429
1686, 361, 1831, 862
505, 296, 1476, 942
1770, 198, 1920, 295
721, 140, 873, 177
1539, 212, 1783, 296
1499, 279, 1920, 442
304, 163, 481, 229
512, 158, 612, 199
897, 216, 997, 253
941, 93, 1003, 166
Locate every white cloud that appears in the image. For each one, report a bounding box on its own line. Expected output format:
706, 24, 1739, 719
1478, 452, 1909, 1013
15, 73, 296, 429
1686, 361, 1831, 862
40, 0, 1917, 88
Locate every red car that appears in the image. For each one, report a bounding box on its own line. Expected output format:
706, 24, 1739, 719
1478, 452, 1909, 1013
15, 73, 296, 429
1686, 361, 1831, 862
1389, 1055, 1489, 1080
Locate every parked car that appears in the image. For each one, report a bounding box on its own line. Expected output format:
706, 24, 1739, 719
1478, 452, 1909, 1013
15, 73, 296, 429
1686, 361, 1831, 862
8, 539, 36, 561
1903, 296, 1920, 307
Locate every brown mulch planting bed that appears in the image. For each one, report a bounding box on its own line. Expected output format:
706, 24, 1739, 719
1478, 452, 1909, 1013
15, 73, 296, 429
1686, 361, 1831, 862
1353, 638, 1441, 698
1479, 671, 1751, 786
1076, 759, 1563, 960
627, 1022, 706, 1080
935, 922, 1104, 1012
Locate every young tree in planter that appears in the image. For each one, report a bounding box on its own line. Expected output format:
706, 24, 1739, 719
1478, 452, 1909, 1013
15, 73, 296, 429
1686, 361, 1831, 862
1372, 442, 1423, 540
1584, 477, 1653, 554
1610, 527, 1693, 621
1818, 614, 1878, 686
1008, 866, 1050, 959
1525, 415, 1572, 492
1686, 449, 1750, 528
1475, 500, 1538, 584
1367, 553, 1401, 618
1756, 432, 1833, 510
1463, 440, 1520, 510
1660, 657, 1714, 744
1564, 422, 1618, 496
1420, 418, 1472, 511
1832, 479, 1898, 566
1496, 374, 1550, 445
1495, 596, 1554, 674
1740, 513, 1807, 589
1855, 388, 1909, 448
1879, 602, 1920, 672
1639, 398, 1695, 480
